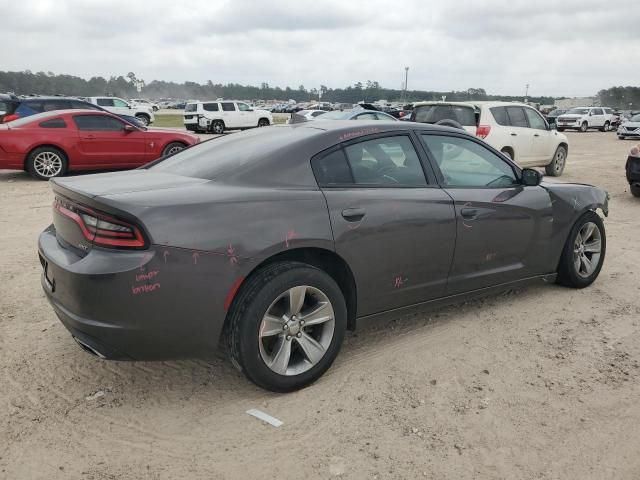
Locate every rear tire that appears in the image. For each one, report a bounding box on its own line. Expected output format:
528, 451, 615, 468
257, 118, 270, 127
557, 211, 606, 288
135, 114, 150, 126
580, 121, 588, 132
545, 145, 567, 176
26, 146, 68, 180
161, 142, 186, 157
631, 184, 640, 197
557, 127, 565, 132
227, 261, 347, 392
618, 136, 625, 140
601, 121, 610, 132
211, 120, 225, 134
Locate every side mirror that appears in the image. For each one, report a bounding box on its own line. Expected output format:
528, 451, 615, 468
521, 168, 542, 186
549, 122, 557, 130
123, 124, 136, 133
589, 111, 593, 116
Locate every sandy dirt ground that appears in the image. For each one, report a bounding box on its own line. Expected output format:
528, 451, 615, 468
1, 131, 639, 479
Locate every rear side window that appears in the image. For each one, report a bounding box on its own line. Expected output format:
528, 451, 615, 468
71, 101, 100, 110
185, 103, 198, 112
312, 149, 353, 185
0, 101, 6, 114
221, 102, 236, 112
73, 115, 124, 131
414, 105, 477, 126
16, 103, 41, 115
42, 100, 72, 111
490, 107, 508, 126
506, 107, 528, 127
203, 103, 219, 112
96, 98, 114, 107
39, 118, 67, 128
343, 135, 427, 186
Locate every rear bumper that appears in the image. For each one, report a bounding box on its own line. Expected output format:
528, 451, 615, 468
38, 225, 233, 360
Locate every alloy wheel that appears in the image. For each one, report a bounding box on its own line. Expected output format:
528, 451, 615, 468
553, 148, 566, 174
166, 145, 184, 155
258, 285, 335, 376
573, 222, 602, 278
33, 151, 63, 178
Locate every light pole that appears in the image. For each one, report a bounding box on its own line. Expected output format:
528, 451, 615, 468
404, 66, 409, 104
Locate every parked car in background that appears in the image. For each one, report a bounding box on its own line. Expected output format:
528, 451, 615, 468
87, 96, 155, 126
130, 98, 159, 112
544, 109, 567, 126
411, 101, 569, 176
287, 109, 327, 124
312, 109, 398, 121
0, 110, 198, 180
183, 100, 272, 134
626, 144, 640, 197
556, 107, 614, 132
37, 120, 608, 392
617, 113, 640, 140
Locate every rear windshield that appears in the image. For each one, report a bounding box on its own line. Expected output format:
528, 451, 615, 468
413, 105, 477, 126
184, 103, 198, 112
148, 126, 318, 180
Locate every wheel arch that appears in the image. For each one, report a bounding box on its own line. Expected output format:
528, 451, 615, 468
224, 247, 358, 334
500, 146, 514, 160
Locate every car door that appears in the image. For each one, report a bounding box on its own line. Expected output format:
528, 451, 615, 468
73, 114, 147, 167
236, 102, 256, 127
111, 98, 133, 116
420, 132, 553, 295
590, 108, 604, 127
524, 107, 555, 164
504, 106, 534, 164
220, 102, 239, 128
312, 133, 457, 316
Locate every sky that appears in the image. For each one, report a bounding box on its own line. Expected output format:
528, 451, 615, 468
3, 0, 639, 97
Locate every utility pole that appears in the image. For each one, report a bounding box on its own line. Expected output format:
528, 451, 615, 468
525, 83, 530, 102
404, 66, 409, 104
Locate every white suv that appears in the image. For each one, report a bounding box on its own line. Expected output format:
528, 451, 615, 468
87, 96, 155, 126
556, 107, 614, 132
411, 101, 569, 176
183, 100, 273, 134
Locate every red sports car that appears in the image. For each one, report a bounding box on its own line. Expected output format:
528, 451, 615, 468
0, 110, 199, 180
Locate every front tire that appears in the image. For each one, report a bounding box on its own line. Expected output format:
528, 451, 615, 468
580, 121, 588, 132
601, 121, 610, 132
545, 145, 567, 176
557, 127, 565, 132
631, 184, 640, 197
26, 146, 68, 180
161, 142, 186, 157
228, 261, 347, 392
557, 211, 606, 288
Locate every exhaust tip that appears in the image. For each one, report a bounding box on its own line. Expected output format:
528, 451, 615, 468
73, 336, 106, 359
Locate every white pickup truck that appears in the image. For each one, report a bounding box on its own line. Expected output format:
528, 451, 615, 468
556, 107, 614, 132
86, 96, 155, 126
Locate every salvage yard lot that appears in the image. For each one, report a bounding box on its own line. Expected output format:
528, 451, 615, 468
1, 132, 639, 479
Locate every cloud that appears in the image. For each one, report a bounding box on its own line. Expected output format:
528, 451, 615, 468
2, 0, 639, 96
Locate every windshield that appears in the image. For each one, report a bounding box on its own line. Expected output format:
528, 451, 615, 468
314, 111, 354, 120
184, 103, 198, 112
567, 108, 590, 115
631, 114, 640, 122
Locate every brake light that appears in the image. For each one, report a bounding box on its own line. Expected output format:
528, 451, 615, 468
2, 113, 20, 123
476, 125, 491, 139
53, 197, 146, 249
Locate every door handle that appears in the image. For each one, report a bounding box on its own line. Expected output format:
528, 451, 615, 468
341, 208, 366, 221
510, 132, 517, 136
460, 208, 478, 219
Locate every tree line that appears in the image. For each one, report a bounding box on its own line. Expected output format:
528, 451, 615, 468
0, 69, 571, 105
597, 86, 640, 110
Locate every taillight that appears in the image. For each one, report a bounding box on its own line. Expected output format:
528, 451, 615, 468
476, 125, 491, 139
2, 113, 20, 123
53, 197, 146, 249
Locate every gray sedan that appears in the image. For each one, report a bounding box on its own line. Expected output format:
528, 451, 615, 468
38, 121, 608, 392
617, 114, 640, 139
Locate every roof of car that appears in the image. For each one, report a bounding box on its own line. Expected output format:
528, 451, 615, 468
413, 100, 532, 108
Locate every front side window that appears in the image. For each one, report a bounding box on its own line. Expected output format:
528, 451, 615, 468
343, 135, 427, 186
71, 101, 100, 110
524, 108, 547, 130
42, 101, 72, 111
506, 107, 528, 128
96, 98, 114, 107
221, 102, 236, 112
422, 134, 518, 188
203, 103, 219, 112
73, 114, 124, 131
591, 108, 603, 115
237, 103, 251, 111
113, 99, 129, 108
